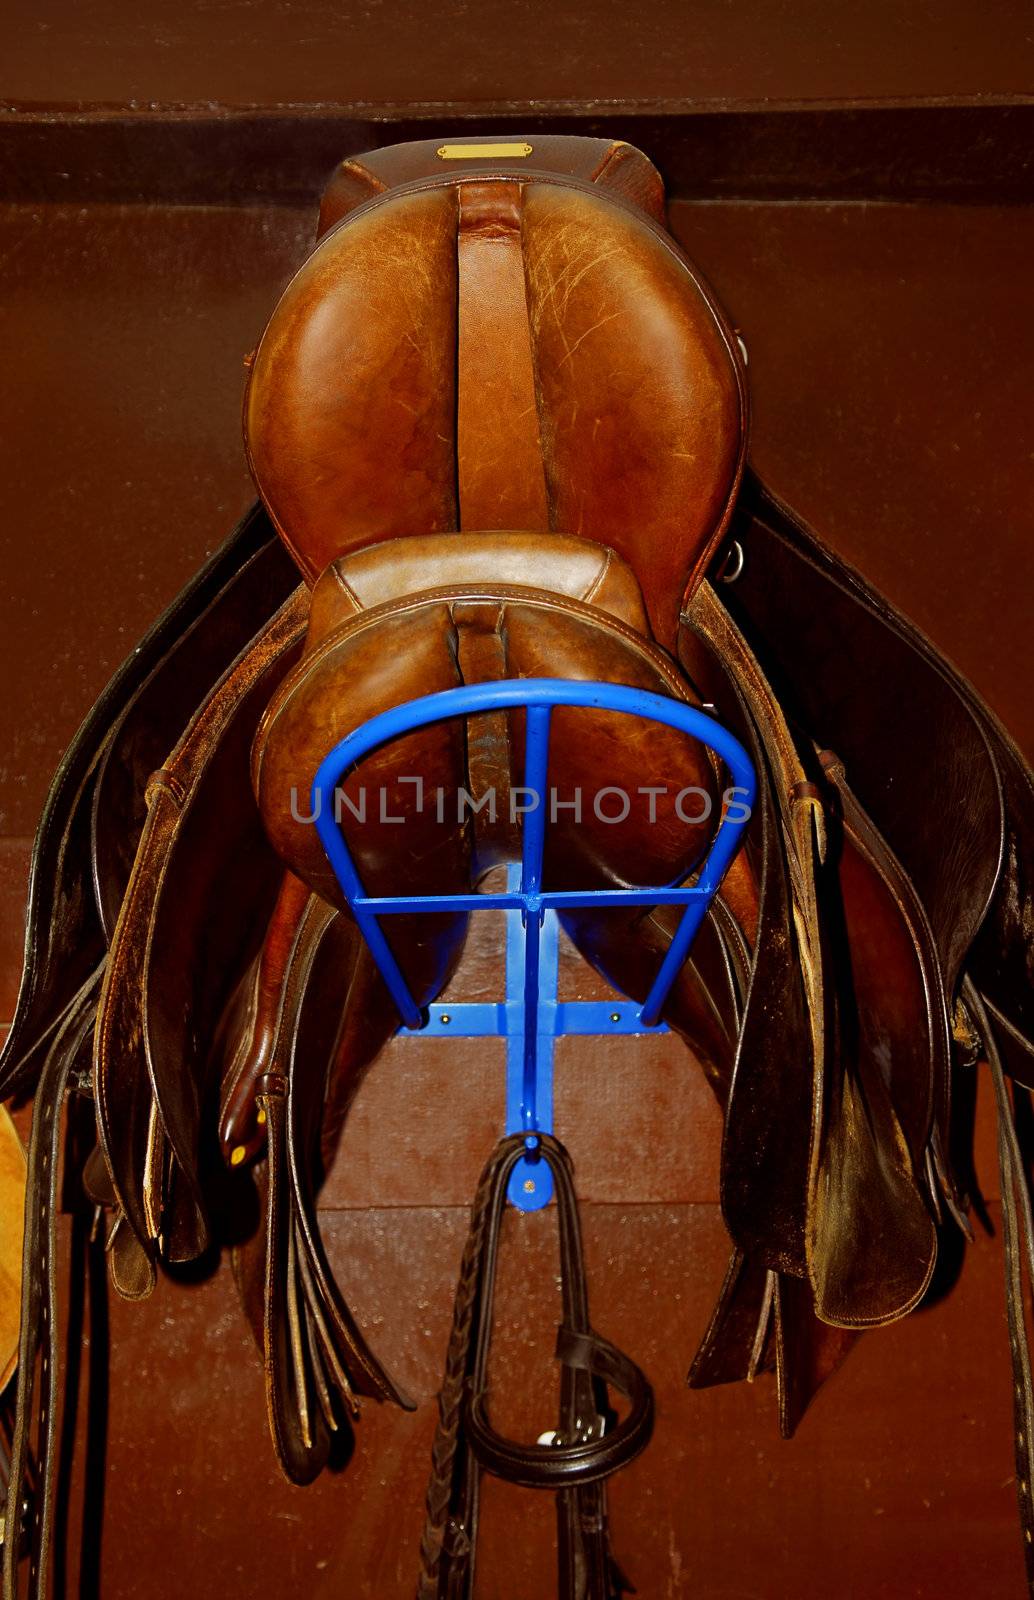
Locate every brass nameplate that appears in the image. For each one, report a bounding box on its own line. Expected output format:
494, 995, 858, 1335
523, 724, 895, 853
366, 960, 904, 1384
436, 142, 533, 161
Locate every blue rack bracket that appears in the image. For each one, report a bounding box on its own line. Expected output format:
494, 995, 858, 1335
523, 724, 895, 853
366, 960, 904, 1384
312, 678, 755, 1212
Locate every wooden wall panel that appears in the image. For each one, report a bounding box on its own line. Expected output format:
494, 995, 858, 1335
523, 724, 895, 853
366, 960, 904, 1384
4, 0, 1032, 112
0, 132, 1031, 1596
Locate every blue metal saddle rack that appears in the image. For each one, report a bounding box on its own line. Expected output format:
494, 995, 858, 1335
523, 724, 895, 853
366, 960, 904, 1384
312, 678, 755, 1213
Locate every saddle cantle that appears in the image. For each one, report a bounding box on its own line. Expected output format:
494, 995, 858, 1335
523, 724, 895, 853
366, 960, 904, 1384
3, 131, 1034, 1597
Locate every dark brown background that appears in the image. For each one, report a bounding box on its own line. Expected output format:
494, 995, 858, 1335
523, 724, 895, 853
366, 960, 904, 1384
1, 4, 1033, 1595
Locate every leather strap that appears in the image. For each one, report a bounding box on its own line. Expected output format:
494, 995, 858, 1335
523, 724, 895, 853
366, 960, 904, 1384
819, 747, 951, 1175
464, 1143, 653, 1489
683, 583, 827, 1279
255, 1070, 328, 1486
417, 1132, 651, 1599
466, 1323, 651, 1488
456, 181, 550, 532
250, 897, 413, 1488
3, 964, 102, 1600
452, 599, 516, 871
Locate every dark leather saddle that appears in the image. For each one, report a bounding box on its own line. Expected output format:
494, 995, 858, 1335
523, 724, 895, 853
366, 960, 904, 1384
3, 134, 1034, 1595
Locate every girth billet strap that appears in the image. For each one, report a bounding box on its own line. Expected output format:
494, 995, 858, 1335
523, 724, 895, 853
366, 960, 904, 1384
417, 1132, 652, 1600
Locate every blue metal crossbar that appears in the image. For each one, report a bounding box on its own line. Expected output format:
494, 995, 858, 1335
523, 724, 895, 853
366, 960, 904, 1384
312, 678, 755, 1210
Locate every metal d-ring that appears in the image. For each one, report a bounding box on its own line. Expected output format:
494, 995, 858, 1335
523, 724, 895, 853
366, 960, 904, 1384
718, 539, 745, 585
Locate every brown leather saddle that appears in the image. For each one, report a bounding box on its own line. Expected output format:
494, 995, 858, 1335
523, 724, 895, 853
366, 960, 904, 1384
3, 134, 1034, 1597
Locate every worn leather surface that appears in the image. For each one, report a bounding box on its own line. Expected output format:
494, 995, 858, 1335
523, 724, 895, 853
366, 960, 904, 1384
254, 588, 717, 910
94, 588, 307, 1264
308, 531, 651, 636
245, 155, 747, 644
